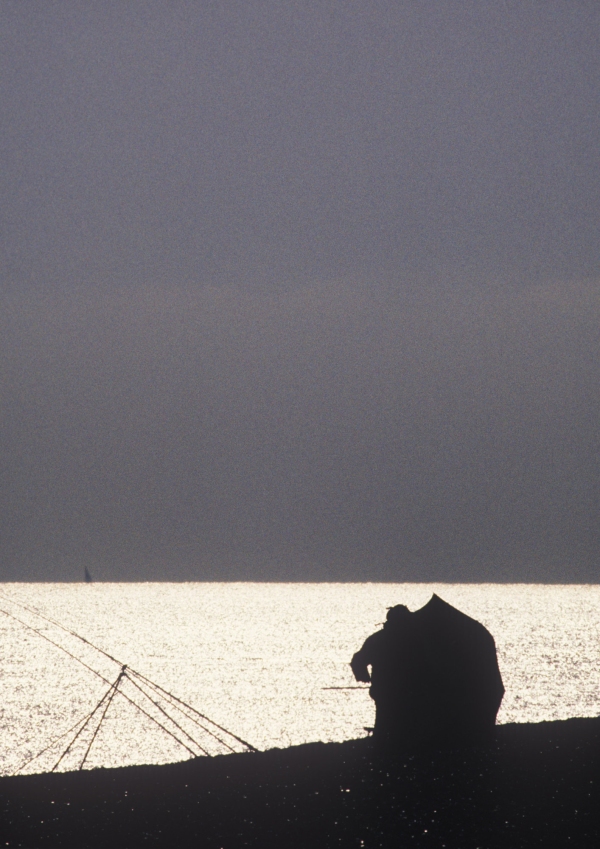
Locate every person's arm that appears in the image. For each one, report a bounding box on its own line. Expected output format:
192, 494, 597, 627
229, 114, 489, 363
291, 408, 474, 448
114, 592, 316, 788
350, 649, 371, 683
350, 632, 380, 683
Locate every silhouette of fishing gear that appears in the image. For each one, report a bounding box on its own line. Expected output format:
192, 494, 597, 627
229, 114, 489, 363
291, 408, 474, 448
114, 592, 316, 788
0, 591, 257, 775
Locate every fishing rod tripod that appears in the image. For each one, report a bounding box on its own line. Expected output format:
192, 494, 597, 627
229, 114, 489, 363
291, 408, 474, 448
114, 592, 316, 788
0, 590, 257, 775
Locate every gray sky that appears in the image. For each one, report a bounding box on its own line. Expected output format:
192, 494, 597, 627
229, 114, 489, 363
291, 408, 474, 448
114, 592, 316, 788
1, 2, 599, 581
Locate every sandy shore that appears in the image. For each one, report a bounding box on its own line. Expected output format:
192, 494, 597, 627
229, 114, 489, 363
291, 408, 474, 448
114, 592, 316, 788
1, 717, 598, 848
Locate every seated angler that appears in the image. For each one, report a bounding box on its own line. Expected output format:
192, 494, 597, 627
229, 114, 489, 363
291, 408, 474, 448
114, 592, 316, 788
351, 595, 505, 748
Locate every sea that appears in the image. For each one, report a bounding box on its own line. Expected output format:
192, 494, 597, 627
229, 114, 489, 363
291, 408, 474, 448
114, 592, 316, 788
1, 582, 599, 776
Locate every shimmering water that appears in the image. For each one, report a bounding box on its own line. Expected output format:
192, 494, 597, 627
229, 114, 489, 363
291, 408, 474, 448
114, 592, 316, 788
1, 583, 599, 775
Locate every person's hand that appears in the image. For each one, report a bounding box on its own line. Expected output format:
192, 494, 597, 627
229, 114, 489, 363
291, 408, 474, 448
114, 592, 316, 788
351, 665, 371, 683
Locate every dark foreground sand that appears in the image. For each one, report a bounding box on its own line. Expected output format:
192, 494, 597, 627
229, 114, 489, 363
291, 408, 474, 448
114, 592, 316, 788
1, 718, 598, 848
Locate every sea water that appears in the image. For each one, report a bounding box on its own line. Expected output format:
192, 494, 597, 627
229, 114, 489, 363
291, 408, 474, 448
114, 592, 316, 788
1, 582, 599, 775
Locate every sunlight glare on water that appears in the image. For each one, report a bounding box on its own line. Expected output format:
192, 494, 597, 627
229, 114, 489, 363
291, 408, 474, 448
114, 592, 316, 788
1, 582, 599, 775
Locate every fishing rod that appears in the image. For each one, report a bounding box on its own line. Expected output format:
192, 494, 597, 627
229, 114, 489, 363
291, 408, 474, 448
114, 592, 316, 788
0, 605, 206, 764
0, 589, 257, 751
0, 592, 257, 770
127, 669, 258, 752
124, 674, 212, 756
0, 589, 127, 667
77, 668, 126, 771
12, 663, 200, 775
52, 667, 127, 773
12, 699, 107, 776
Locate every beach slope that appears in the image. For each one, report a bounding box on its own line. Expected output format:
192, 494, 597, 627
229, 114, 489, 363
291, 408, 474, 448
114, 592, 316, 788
1, 717, 598, 848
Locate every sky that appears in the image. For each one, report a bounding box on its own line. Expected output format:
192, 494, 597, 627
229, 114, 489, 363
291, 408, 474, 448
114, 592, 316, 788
1, 1, 599, 582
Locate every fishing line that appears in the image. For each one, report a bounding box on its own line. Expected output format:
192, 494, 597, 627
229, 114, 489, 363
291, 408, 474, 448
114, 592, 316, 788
0, 592, 258, 757
124, 673, 211, 756
0, 606, 115, 686
0, 605, 204, 761
129, 669, 258, 752
0, 590, 123, 666
0, 590, 257, 752
127, 670, 243, 752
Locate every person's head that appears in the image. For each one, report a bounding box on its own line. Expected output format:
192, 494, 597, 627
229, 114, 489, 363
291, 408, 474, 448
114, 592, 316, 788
384, 604, 410, 628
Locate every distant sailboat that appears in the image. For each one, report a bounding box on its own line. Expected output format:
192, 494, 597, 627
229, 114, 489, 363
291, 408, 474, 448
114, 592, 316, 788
84, 567, 93, 583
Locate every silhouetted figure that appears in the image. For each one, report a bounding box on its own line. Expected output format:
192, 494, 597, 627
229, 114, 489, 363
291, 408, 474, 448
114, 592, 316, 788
351, 594, 504, 747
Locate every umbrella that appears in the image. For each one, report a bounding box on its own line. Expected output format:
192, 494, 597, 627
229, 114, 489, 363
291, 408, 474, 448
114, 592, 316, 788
406, 594, 505, 740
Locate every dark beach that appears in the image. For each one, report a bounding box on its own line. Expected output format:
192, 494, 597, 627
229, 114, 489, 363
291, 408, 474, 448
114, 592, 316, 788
1, 717, 598, 848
